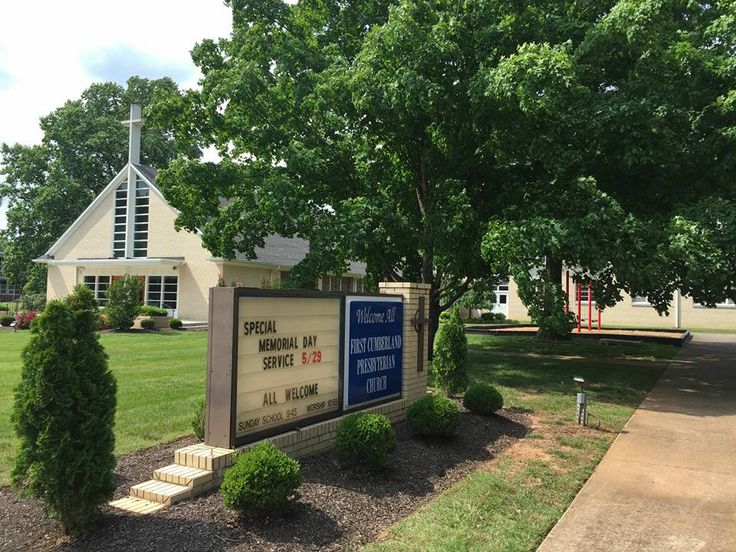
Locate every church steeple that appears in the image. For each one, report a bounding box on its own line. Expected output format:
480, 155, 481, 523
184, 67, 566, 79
121, 104, 142, 165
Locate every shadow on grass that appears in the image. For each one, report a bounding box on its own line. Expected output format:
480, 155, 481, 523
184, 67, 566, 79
467, 348, 667, 410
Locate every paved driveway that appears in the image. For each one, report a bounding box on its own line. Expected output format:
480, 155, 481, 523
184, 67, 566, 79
538, 333, 736, 552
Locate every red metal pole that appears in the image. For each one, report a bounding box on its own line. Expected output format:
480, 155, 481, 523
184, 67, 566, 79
597, 305, 602, 330
588, 282, 592, 331
565, 271, 570, 314
577, 283, 581, 332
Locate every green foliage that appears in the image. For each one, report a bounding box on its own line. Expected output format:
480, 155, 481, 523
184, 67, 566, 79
221, 443, 301, 516
139, 305, 168, 316
191, 399, 205, 441
432, 309, 468, 393
0, 77, 196, 294
334, 413, 396, 472
406, 395, 461, 438
463, 383, 504, 415
169, 318, 183, 330
0, 316, 14, 326
11, 285, 116, 535
140, 318, 156, 330
106, 276, 143, 330
480, 312, 506, 323
0, 303, 9, 311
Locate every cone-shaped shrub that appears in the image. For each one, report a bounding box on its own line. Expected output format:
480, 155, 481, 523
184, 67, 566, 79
432, 308, 468, 394
106, 275, 142, 330
12, 285, 117, 536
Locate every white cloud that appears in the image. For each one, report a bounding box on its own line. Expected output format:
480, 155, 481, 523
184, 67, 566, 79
0, 0, 231, 229
0, 0, 231, 147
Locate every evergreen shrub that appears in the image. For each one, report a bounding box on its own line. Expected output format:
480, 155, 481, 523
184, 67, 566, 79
463, 383, 504, 415
407, 395, 461, 438
11, 285, 116, 536
334, 413, 396, 472
140, 318, 156, 330
192, 399, 205, 441
169, 318, 183, 330
105, 276, 142, 330
432, 308, 468, 393
0, 315, 13, 326
221, 443, 301, 516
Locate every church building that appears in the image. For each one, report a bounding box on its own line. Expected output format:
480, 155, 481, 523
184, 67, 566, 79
35, 106, 365, 320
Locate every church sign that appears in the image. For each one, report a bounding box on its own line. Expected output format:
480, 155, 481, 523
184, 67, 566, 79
344, 297, 403, 409
205, 288, 404, 448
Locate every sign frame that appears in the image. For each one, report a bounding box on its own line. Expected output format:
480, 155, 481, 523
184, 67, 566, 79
206, 287, 404, 449
342, 295, 404, 411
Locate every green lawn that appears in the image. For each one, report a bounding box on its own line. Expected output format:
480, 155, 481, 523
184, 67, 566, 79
365, 335, 677, 552
0, 330, 208, 486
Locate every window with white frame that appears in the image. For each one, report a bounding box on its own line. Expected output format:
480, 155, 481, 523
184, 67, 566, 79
632, 295, 649, 305
113, 181, 127, 257
146, 275, 178, 311
133, 178, 149, 258
83, 275, 111, 305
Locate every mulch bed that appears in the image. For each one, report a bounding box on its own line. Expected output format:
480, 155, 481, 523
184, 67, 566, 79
0, 407, 529, 552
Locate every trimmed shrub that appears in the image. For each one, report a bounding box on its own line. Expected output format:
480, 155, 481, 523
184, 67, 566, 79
407, 395, 461, 438
0, 315, 14, 327
432, 308, 468, 394
463, 383, 504, 415
11, 285, 116, 536
334, 413, 396, 472
169, 318, 183, 330
439, 310, 451, 323
480, 312, 506, 323
139, 305, 168, 316
140, 318, 156, 330
221, 443, 301, 516
105, 276, 143, 330
192, 399, 205, 441
0, 303, 9, 311
13, 310, 37, 329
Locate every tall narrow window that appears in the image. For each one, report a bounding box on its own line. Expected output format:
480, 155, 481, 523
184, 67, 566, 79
133, 178, 149, 258
113, 181, 127, 257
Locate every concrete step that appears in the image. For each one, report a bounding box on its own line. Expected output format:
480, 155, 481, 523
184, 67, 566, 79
174, 444, 234, 471
130, 480, 192, 505
154, 464, 213, 488
109, 496, 166, 514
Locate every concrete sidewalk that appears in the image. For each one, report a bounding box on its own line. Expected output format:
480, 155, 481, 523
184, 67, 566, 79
538, 334, 736, 552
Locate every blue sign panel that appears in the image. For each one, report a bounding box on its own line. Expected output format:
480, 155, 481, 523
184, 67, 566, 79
344, 297, 403, 409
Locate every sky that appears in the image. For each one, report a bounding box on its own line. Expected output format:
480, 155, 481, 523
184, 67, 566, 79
0, 0, 233, 229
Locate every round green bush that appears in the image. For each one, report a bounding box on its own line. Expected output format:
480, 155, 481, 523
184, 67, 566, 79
140, 318, 156, 330
0, 315, 14, 327
221, 442, 302, 516
334, 413, 396, 472
169, 318, 183, 330
463, 383, 504, 415
406, 395, 461, 438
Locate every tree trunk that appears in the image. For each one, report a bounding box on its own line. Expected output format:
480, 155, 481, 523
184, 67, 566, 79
536, 256, 570, 340
428, 286, 441, 359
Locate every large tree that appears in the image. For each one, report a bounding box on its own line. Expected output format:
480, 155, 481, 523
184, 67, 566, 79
479, 0, 736, 336
152, 0, 503, 344
0, 76, 196, 302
